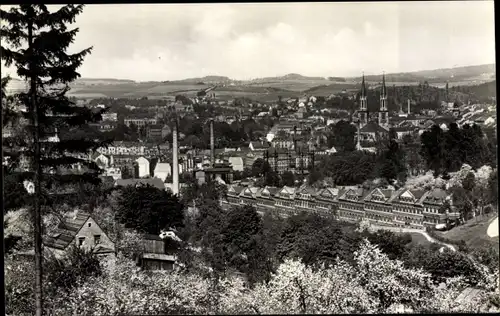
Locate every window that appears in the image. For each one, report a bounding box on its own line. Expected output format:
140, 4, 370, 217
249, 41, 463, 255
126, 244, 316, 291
88, 222, 91, 227
94, 235, 101, 245
78, 237, 85, 246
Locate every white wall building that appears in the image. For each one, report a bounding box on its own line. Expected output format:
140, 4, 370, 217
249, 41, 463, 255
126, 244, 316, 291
136, 157, 150, 178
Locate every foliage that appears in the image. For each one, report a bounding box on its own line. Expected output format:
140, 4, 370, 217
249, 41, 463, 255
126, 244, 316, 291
378, 139, 407, 184
327, 120, 356, 152
281, 170, 296, 187
43, 245, 102, 297
1, 4, 112, 209
310, 151, 378, 185
56, 256, 216, 316
420, 123, 495, 177
116, 185, 184, 235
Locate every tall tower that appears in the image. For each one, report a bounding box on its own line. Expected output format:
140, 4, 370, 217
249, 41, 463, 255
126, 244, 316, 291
359, 73, 368, 127
378, 72, 389, 128
172, 119, 179, 196
210, 119, 215, 168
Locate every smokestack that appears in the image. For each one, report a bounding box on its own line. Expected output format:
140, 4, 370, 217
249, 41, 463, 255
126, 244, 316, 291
172, 121, 179, 196
210, 119, 215, 167
407, 99, 411, 114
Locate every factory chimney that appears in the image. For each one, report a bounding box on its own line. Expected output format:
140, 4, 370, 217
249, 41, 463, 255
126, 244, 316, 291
407, 99, 411, 115
172, 120, 179, 196
210, 119, 215, 167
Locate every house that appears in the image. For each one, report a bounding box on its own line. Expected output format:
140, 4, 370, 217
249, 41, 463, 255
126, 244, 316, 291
101, 112, 118, 121
115, 178, 165, 191
104, 167, 122, 180
124, 117, 158, 127
154, 162, 171, 182
44, 211, 115, 258
89, 121, 118, 132
135, 156, 150, 178
393, 126, 417, 140
228, 156, 244, 172
249, 141, 270, 151
92, 153, 110, 169
146, 124, 164, 140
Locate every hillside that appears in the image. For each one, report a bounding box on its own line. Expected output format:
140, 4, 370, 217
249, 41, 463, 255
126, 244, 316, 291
4, 63, 495, 100
349, 64, 495, 85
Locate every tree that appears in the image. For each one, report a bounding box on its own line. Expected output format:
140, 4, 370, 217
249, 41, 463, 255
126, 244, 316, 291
379, 139, 407, 184
281, 170, 296, 187
329, 120, 356, 151
1, 5, 107, 315
116, 185, 184, 235
251, 158, 270, 177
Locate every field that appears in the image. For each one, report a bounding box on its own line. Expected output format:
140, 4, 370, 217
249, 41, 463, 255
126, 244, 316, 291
436, 214, 499, 252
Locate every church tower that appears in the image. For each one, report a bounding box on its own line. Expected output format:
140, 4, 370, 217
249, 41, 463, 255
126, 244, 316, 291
358, 73, 368, 127
378, 72, 389, 128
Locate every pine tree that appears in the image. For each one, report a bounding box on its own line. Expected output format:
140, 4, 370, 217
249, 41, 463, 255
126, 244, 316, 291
1, 5, 110, 315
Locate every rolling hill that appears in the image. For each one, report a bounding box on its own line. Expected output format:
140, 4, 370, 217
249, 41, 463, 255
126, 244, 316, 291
3, 63, 495, 100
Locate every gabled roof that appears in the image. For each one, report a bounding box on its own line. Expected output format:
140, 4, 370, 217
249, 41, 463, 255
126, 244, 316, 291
317, 187, 340, 200
227, 184, 244, 195
296, 184, 317, 196
239, 186, 259, 198
360, 122, 389, 134
249, 141, 270, 150
275, 186, 295, 199
364, 188, 393, 203
44, 212, 91, 250
339, 186, 369, 201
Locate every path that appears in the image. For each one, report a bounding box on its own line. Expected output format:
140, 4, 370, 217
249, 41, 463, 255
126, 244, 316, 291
487, 217, 499, 238
371, 224, 456, 251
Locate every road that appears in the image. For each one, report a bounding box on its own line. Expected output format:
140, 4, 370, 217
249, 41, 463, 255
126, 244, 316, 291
371, 224, 457, 251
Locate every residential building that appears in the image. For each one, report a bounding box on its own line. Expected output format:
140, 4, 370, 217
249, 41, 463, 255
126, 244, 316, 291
222, 184, 457, 229
124, 117, 158, 127
228, 156, 244, 172
90, 121, 118, 132
135, 156, 150, 178
146, 124, 165, 140
44, 212, 115, 259
101, 112, 118, 122
154, 162, 171, 182
249, 141, 270, 152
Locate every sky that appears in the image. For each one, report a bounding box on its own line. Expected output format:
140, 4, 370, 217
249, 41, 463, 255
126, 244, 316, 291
1, 1, 496, 81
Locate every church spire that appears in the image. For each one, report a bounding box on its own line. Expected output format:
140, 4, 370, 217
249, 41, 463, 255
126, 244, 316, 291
359, 72, 368, 127
378, 71, 389, 128
381, 72, 387, 97
361, 72, 366, 98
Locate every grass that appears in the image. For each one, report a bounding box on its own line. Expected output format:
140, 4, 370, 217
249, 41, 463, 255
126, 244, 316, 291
407, 232, 433, 247
435, 214, 499, 252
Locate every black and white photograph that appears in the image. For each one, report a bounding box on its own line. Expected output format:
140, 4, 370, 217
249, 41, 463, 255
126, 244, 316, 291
1, 1, 498, 315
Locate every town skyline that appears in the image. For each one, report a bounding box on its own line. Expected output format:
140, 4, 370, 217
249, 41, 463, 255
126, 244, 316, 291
0, 2, 496, 82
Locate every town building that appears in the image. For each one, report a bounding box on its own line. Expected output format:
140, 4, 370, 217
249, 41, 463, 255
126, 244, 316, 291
101, 112, 118, 122
124, 117, 158, 127
44, 212, 115, 259
223, 184, 459, 230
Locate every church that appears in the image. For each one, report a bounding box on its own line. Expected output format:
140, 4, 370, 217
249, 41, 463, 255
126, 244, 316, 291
355, 73, 390, 151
